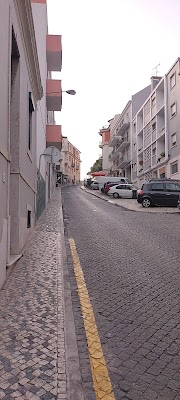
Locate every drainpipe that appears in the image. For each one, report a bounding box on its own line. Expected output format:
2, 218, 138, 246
164, 74, 169, 168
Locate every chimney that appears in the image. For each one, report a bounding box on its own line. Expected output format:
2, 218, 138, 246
151, 76, 162, 91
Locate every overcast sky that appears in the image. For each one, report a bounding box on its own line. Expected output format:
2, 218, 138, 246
47, 0, 180, 178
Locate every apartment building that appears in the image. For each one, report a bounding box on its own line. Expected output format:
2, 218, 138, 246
0, 0, 42, 287
56, 136, 69, 184
32, 0, 62, 213
0, 0, 62, 289
99, 125, 111, 173
67, 142, 81, 184
108, 85, 151, 180
132, 58, 180, 187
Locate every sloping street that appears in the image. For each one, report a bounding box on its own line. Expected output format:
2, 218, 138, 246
63, 186, 180, 400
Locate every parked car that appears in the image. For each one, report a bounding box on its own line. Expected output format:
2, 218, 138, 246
107, 184, 137, 198
178, 195, 180, 210
104, 182, 122, 194
90, 181, 99, 190
137, 180, 180, 207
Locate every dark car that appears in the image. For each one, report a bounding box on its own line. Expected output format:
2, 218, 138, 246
138, 179, 180, 207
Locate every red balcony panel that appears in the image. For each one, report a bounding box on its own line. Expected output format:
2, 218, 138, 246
46, 35, 62, 71
31, 0, 46, 3
46, 80, 62, 111
46, 125, 62, 152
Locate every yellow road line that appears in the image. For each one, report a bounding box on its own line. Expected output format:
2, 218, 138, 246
69, 238, 115, 400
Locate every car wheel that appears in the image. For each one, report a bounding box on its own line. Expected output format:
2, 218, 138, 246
113, 192, 119, 198
142, 198, 151, 208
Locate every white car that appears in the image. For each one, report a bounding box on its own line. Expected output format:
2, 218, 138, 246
107, 184, 137, 198
90, 181, 99, 190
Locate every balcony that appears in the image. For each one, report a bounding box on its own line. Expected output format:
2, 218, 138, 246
46, 125, 62, 151
117, 121, 130, 135
157, 125, 165, 138
157, 99, 164, 112
109, 134, 122, 147
46, 79, 62, 111
109, 147, 120, 161
118, 136, 130, 151
99, 141, 103, 148
46, 35, 62, 71
117, 154, 130, 168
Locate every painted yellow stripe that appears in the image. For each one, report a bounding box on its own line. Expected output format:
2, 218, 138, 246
69, 238, 115, 400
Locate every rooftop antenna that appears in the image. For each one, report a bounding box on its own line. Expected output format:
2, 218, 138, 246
152, 62, 160, 76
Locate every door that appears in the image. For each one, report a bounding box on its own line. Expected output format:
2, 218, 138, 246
124, 185, 133, 198
115, 185, 126, 197
165, 182, 180, 206
150, 182, 166, 205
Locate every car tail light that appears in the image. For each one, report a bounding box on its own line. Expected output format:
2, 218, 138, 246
138, 189, 143, 195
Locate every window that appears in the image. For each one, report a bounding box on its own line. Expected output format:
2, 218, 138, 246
134, 163, 137, 172
171, 133, 177, 147
170, 73, 176, 89
151, 183, 164, 191
152, 147, 156, 156
116, 185, 125, 189
151, 96, 156, 108
28, 92, 34, 151
171, 102, 176, 117
166, 183, 180, 192
152, 122, 156, 131
27, 210, 31, 228
171, 161, 178, 175
134, 143, 136, 152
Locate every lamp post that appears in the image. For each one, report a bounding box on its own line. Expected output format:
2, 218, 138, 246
62, 90, 76, 95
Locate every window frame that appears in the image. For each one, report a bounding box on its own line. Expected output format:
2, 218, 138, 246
171, 161, 178, 175
171, 102, 177, 118
171, 132, 177, 148
170, 72, 176, 90
150, 183, 165, 192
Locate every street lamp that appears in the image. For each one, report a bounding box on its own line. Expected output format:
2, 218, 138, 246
62, 90, 76, 95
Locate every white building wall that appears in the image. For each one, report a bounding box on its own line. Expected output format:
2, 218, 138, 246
32, 2, 48, 207
0, 0, 43, 288
102, 144, 111, 171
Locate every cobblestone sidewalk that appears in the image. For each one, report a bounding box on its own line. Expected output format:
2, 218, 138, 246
0, 191, 67, 400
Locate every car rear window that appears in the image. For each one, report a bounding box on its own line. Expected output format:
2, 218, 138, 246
151, 183, 164, 191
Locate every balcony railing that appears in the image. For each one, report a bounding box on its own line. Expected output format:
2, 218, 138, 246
157, 99, 164, 111
117, 154, 130, 168
157, 125, 165, 138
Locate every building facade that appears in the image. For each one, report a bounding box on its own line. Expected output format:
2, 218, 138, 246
132, 59, 180, 187
0, 0, 43, 288
0, 0, 62, 289
107, 85, 151, 180
99, 126, 111, 173
67, 141, 81, 184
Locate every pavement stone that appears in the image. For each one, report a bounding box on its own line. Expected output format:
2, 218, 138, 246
81, 186, 180, 213
62, 186, 180, 400
0, 191, 67, 400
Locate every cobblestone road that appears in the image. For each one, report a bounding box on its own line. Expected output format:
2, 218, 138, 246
0, 191, 67, 400
62, 186, 180, 400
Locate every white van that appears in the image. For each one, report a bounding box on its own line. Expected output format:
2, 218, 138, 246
93, 176, 133, 191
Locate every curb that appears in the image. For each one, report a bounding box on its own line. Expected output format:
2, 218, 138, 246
59, 189, 85, 400
80, 187, 180, 215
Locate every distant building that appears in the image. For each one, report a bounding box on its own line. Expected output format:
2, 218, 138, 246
108, 86, 152, 180
132, 59, 180, 186
67, 141, 81, 184
99, 126, 111, 173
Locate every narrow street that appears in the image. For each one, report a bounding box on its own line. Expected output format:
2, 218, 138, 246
62, 186, 180, 400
